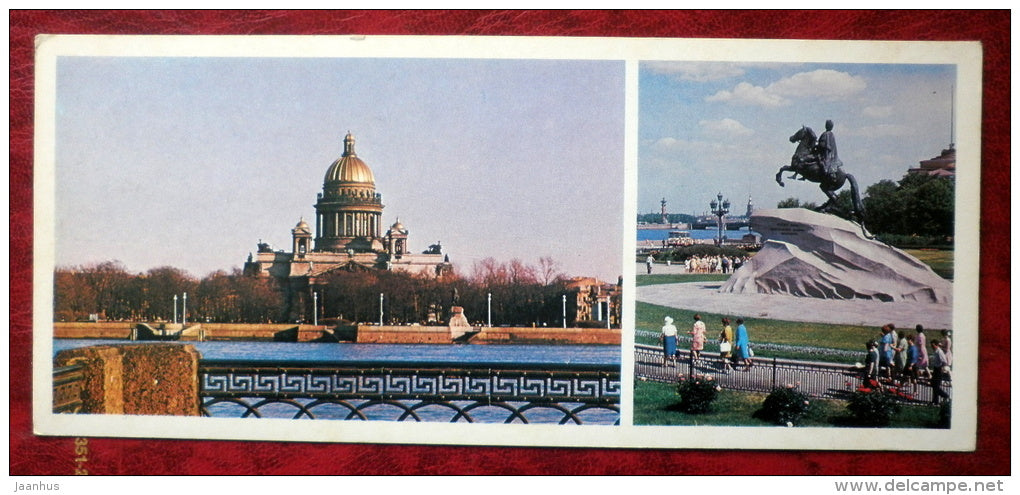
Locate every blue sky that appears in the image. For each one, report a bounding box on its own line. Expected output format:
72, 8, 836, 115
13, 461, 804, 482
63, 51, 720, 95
54, 57, 625, 281
638, 62, 957, 217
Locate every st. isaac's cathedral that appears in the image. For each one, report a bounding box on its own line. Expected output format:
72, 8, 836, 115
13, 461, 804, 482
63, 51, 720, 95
244, 132, 452, 318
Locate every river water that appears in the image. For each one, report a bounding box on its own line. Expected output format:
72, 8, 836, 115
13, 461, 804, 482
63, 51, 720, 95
52, 339, 619, 365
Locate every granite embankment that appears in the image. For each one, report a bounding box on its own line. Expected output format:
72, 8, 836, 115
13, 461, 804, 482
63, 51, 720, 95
53, 322, 620, 345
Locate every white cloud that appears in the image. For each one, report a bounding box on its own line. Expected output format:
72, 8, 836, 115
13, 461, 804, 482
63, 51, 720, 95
706, 82, 789, 107
644, 61, 745, 82
861, 105, 893, 118
699, 118, 754, 136
767, 69, 867, 100
651, 136, 683, 150
707, 69, 866, 107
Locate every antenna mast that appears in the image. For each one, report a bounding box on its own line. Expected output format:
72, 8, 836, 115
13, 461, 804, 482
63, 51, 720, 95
950, 84, 955, 150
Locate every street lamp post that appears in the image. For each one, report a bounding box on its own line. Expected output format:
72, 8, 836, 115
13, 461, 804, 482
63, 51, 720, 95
562, 294, 567, 328
379, 293, 384, 326
173, 294, 178, 324
487, 293, 492, 327
710, 192, 730, 246
313, 292, 318, 326
182, 292, 187, 327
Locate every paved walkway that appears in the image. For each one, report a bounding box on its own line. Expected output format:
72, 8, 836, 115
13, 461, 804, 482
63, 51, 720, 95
637, 279, 953, 329
638, 261, 690, 275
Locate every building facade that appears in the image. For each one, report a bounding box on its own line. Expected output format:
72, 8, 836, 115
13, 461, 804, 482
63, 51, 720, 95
244, 132, 451, 321
564, 276, 623, 328
908, 146, 956, 178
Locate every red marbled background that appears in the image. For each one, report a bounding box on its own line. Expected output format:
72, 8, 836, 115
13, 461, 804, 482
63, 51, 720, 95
9, 10, 1009, 475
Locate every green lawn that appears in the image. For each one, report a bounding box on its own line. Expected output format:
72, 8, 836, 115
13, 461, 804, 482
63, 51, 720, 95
634, 269, 951, 362
636, 300, 878, 361
904, 248, 954, 280
636, 273, 730, 287
634, 379, 945, 428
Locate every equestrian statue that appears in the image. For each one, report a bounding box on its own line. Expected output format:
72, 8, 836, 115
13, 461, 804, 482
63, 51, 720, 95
775, 120, 865, 225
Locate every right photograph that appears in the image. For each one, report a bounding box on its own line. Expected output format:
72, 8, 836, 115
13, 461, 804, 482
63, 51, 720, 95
633, 61, 958, 429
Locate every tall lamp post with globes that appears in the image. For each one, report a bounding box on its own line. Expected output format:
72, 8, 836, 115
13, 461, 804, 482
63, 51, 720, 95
710, 192, 730, 246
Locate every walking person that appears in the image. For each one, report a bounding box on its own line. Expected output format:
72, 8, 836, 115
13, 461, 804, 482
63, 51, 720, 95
915, 325, 930, 379
894, 328, 910, 382
879, 324, 896, 379
660, 316, 678, 367
718, 317, 734, 372
929, 339, 951, 405
904, 334, 919, 391
941, 330, 953, 367
689, 314, 706, 363
734, 318, 753, 370
864, 340, 881, 384
646, 254, 654, 274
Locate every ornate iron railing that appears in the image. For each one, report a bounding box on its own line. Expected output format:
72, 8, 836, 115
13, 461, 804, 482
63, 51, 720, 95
199, 360, 620, 424
53, 363, 86, 413
635, 344, 948, 403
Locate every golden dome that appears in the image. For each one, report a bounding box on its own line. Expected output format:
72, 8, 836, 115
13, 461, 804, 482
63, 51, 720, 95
388, 219, 406, 234
324, 132, 375, 185
293, 218, 311, 234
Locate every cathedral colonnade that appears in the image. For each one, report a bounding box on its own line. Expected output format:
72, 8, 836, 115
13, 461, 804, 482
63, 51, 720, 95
316, 211, 381, 240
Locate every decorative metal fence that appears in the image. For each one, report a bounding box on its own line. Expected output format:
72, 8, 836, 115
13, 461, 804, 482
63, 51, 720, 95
634, 344, 947, 403
53, 364, 86, 413
198, 360, 621, 424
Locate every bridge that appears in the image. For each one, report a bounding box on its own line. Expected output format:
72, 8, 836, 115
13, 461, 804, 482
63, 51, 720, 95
690, 216, 752, 230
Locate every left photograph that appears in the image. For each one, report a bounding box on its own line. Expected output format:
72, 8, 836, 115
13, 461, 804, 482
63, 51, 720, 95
45, 51, 625, 426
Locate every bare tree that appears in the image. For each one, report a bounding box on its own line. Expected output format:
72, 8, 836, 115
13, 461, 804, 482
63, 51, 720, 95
538, 256, 563, 285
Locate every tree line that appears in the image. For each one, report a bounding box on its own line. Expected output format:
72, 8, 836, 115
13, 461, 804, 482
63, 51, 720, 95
54, 262, 282, 323
778, 172, 954, 245
53, 257, 619, 327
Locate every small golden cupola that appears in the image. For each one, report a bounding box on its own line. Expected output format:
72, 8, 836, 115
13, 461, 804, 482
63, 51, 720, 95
386, 218, 409, 257
292, 217, 312, 257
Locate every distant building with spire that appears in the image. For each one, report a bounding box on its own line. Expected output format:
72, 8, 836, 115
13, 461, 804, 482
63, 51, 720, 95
909, 85, 957, 178
908, 145, 956, 178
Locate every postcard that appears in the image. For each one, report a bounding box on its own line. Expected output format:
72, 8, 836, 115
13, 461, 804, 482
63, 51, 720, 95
34, 35, 980, 450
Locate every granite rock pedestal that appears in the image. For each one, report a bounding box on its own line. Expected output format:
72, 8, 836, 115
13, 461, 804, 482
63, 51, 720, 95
448, 306, 473, 340
720, 208, 952, 304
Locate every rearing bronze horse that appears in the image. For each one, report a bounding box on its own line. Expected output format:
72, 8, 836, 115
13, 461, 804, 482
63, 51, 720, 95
776, 125, 865, 224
